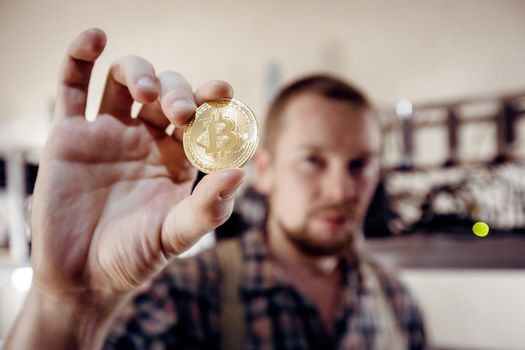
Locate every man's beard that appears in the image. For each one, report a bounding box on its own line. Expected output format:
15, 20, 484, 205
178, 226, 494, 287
275, 205, 360, 257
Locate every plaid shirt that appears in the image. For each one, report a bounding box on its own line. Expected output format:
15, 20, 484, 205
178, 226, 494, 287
104, 230, 426, 349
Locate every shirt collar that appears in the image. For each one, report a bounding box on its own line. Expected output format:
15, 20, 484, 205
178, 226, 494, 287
238, 229, 365, 296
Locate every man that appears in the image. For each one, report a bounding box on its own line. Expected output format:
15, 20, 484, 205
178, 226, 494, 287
5, 28, 426, 349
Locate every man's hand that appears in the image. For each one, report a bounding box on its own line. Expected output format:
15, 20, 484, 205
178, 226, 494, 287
4, 28, 244, 349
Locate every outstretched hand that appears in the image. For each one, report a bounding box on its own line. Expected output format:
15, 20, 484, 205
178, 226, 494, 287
30, 28, 245, 296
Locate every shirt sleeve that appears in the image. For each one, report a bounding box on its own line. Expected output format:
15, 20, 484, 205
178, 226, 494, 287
102, 249, 221, 350
103, 272, 180, 350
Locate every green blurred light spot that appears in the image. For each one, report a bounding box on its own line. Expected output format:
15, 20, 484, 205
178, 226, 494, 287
472, 222, 490, 237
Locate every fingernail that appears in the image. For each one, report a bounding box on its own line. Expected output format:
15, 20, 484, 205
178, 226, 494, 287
137, 76, 157, 89
172, 100, 196, 112
220, 187, 239, 200
218, 168, 244, 178
219, 174, 245, 200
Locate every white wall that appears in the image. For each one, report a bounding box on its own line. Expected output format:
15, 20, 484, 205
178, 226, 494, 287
1, 0, 525, 149
0, 269, 29, 339
401, 269, 525, 350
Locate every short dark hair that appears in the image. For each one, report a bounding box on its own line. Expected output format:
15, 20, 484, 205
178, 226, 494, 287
263, 74, 373, 150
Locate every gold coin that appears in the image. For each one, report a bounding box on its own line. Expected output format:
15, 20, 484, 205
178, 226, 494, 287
183, 98, 259, 174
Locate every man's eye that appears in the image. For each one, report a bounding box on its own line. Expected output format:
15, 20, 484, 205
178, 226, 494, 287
301, 155, 325, 171
306, 155, 323, 166
348, 159, 368, 173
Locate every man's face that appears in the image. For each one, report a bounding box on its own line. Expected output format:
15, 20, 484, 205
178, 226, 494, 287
260, 93, 381, 256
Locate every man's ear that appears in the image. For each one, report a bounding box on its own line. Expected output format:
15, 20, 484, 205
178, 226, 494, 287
253, 148, 273, 195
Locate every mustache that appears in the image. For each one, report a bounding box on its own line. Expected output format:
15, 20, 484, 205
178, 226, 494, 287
308, 203, 353, 216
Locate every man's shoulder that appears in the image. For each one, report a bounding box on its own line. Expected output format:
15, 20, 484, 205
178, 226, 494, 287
157, 241, 222, 288
154, 234, 250, 289
364, 259, 421, 314
364, 259, 427, 346
365, 260, 410, 296
104, 238, 242, 348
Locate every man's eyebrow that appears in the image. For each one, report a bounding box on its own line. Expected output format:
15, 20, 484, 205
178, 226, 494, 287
352, 150, 380, 159
296, 143, 322, 150
294, 145, 380, 159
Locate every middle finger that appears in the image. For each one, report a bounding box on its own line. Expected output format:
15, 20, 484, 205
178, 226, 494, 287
98, 55, 159, 119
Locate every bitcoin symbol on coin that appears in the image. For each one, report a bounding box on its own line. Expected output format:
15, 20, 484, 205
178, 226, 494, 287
196, 111, 238, 160
183, 98, 259, 174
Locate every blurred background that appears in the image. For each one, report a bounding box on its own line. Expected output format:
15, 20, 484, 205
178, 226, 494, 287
1, 0, 525, 348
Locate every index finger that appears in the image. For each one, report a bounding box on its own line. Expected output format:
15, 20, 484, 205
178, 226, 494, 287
54, 28, 107, 120
159, 77, 234, 128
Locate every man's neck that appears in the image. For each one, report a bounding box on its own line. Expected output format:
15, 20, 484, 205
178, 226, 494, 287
265, 219, 345, 336
266, 221, 341, 277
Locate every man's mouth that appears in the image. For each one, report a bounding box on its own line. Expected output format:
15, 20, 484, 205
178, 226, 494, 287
316, 212, 349, 227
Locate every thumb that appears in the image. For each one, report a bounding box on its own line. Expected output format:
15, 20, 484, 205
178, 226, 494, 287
160, 168, 245, 258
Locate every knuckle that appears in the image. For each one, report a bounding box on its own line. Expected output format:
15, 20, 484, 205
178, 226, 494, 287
158, 70, 184, 80
209, 79, 231, 88
162, 93, 196, 112
206, 202, 232, 227
112, 55, 154, 74
197, 80, 233, 99
159, 71, 191, 88
170, 231, 192, 255
123, 54, 148, 64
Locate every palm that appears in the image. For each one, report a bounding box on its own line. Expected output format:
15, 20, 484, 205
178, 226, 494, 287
32, 114, 196, 292
28, 29, 243, 298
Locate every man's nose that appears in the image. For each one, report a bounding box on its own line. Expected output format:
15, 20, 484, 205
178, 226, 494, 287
323, 169, 357, 203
